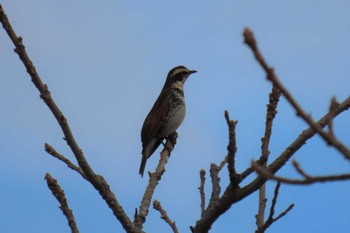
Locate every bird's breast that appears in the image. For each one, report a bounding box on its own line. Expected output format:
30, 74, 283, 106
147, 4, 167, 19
159, 89, 186, 137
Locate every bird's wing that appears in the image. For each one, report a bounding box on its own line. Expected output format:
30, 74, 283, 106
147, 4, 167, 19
141, 88, 171, 147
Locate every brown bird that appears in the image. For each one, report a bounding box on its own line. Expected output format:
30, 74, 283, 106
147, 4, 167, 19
139, 65, 197, 177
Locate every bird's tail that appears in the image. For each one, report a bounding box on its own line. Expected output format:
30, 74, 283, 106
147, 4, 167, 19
139, 154, 147, 177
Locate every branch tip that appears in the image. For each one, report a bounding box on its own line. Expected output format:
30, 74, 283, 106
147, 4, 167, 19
243, 27, 257, 50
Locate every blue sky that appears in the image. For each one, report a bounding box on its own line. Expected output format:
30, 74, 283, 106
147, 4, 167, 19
1, 1, 349, 232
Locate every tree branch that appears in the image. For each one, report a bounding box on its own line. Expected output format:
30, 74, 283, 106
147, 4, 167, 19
199, 169, 206, 217
0, 2, 96, 186
260, 85, 281, 163
217, 156, 228, 172
207, 164, 221, 209
256, 84, 281, 229
45, 173, 80, 233
224, 110, 239, 185
256, 182, 294, 233
0, 5, 139, 233
256, 185, 267, 230
252, 160, 350, 185
153, 200, 179, 233
45, 143, 87, 180
243, 27, 350, 160
134, 133, 177, 230
190, 28, 350, 233
327, 97, 338, 138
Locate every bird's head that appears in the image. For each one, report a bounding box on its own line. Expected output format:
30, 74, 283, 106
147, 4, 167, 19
164, 65, 197, 89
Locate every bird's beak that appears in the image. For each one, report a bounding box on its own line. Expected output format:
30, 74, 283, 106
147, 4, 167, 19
188, 70, 197, 74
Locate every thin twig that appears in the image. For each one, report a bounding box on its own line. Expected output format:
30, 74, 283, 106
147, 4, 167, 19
238, 156, 263, 183
207, 164, 221, 209
252, 161, 350, 185
224, 110, 239, 185
256, 84, 281, 229
256, 184, 267, 230
261, 85, 281, 163
268, 182, 281, 221
134, 133, 177, 229
45, 143, 87, 180
291, 160, 311, 179
45, 173, 80, 233
243, 27, 350, 160
199, 169, 206, 217
217, 156, 228, 172
328, 97, 338, 138
153, 200, 179, 233
273, 204, 294, 222
256, 182, 294, 233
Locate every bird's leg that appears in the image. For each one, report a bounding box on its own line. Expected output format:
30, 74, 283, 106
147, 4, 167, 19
164, 132, 178, 157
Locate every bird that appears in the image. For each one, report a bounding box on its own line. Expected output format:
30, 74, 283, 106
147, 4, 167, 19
139, 65, 197, 177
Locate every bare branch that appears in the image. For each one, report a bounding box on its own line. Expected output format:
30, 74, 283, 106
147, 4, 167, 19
256, 182, 294, 233
239, 155, 268, 183
256, 184, 267, 230
199, 169, 206, 217
291, 160, 311, 179
207, 164, 221, 209
135, 133, 178, 229
239, 166, 255, 182
264, 95, 350, 177
252, 161, 350, 185
191, 29, 350, 233
45, 173, 80, 233
268, 182, 281, 222
0, 5, 139, 232
0, 2, 97, 184
45, 143, 87, 180
153, 200, 179, 233
273, 204, 294, 222
261, 85, 281, 163
217, 156, 228, 172
256, 84, 281, 228
224, 110, 239, 185
328, 97, 339, 138
243, 27, 350, 160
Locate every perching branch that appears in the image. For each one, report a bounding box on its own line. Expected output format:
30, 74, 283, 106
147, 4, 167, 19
153, 200, 179, 233
243, 27, 350, 160
134, 133, 177, 230
45, 173, 80, 233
